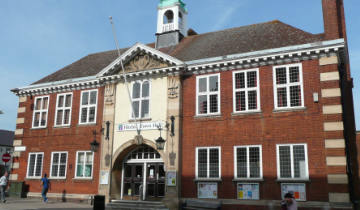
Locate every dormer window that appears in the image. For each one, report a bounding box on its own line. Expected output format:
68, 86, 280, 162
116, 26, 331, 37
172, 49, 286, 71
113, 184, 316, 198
163, 10, 174, 24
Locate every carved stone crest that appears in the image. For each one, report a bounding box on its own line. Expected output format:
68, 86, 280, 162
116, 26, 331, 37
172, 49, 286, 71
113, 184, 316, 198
105, 84, 114, 105
168, 77, 179, 98
124, 52, 170, 72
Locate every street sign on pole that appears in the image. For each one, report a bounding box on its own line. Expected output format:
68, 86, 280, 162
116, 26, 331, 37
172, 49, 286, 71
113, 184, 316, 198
2, 153, 11, 163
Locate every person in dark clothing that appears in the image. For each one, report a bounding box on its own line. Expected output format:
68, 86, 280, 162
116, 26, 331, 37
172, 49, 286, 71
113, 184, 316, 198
41, 173, 50, 202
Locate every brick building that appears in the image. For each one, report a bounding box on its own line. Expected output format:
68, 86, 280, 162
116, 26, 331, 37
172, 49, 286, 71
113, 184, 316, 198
9, 0, 359, 209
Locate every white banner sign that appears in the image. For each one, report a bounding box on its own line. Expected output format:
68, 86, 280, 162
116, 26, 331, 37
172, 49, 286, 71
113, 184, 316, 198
14, 146, 26, 152
117, 121, 165, 132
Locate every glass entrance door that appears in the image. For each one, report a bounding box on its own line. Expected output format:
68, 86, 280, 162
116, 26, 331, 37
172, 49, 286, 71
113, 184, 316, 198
146, 163, 165, 198
123, 164, 143, 200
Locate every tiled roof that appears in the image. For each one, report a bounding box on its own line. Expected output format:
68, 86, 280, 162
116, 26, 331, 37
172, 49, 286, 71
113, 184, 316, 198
32, 20, 323, 85
0, 130, 14, 147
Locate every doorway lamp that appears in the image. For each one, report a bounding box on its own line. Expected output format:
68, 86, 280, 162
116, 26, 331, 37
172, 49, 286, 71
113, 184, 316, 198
90, 130, 100, 152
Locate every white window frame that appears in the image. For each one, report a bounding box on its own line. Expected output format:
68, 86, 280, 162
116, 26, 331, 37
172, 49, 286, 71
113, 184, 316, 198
78, 90, 98, 125
50, 151, 68, 179
54, 93, 73, 127
26, 152, 44, 179
130, 80, 151, 119
196, 73, 221, 116
234, 145, 263, 180
195, 147, 221, 179
273, 63, 304, 110
74, 151, 94, 179
232, 69, 261, 113
276, 144, 309, 180
32, 96, 50, 128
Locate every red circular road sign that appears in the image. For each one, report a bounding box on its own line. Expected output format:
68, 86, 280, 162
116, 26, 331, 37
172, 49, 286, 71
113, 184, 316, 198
2, 153, 11, 163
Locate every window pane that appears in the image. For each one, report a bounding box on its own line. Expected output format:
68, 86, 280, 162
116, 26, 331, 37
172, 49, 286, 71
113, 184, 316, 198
35, 99, 42, 110
248, 90, 257, 110
209, 76, 218, 92
289, 67, 300, 83
142, 82, 149, 97
198, 95, 207, 114
28, 154, 36, 177
199, 78, 207, 92
249, 147, 260, 178
34, 113, 40, 127
89, 107, 96, 122
235, 73, 245, 89
236, 92, 246, 111
65, 95, 72, 107
42, 97, 48, 109
209, 149, 219, 178
81, 108, 88, 123
56, 110, 63, 125
279, 146, 291, 178
141, 100, 149, 118
90, 91, 97, 105
209, 94, 218, 113
58, 96, 64, 108
277, 87, 287, 107
59, 165, 66, 177
85, 165, 92, 177
77, 165, 84, 177
132, 101, 140, 118
132, 82, 141, 99
60, 153, 67, 164
276, 68, 287, 84
82, 92, 89, 105
35, 154, 43, 177
198, 149, 207, 178
237, 148, 247, 178
247, 71, 257, 88
86, 152, 93, 164
64, 110, 71, 124
290, 85, 301, 107
78, 153, 85, 164
293, 145, 306, 178
53, 153, 59, 164
41, 112, 47, 126
51, 165, 58, 177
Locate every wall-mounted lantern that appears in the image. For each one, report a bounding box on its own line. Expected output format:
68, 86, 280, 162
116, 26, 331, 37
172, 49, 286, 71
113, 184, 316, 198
90, 130, 100, 152
155, 126, 166, 150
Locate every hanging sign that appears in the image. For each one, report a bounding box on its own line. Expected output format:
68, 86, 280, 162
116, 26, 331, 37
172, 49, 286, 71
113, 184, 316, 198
237, 183, 260, 200
117, 121, 166, 132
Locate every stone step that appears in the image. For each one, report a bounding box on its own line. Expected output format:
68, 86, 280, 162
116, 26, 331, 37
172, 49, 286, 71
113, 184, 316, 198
106, 200, 169, 210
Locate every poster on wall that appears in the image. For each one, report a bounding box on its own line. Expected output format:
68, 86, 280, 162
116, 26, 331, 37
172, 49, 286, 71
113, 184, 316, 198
100, 171, 109, 185
281, 183, 306, 201
237, 183, 260, 200
167, 171, 176, 186
198, 182, 218, 199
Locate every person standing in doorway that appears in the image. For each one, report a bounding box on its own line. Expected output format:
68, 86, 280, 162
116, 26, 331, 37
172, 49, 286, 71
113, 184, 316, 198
41, 173, 50, 203
0, 171, 8, 203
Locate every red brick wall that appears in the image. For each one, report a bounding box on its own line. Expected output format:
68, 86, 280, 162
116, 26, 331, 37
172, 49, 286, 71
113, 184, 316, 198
12, 87, 104, 196
181, 60, 338, 202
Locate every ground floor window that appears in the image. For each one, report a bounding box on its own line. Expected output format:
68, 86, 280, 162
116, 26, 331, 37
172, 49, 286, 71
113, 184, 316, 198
234, 145, 262, 179
196, 147, 221, 179
75, 151, 93, 178
277, 144, 308, 180
27, 152, 44, 178
50, 152, 67, 178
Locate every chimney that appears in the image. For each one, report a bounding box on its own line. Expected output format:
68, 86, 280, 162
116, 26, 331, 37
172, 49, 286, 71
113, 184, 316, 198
322, 0, 347, 40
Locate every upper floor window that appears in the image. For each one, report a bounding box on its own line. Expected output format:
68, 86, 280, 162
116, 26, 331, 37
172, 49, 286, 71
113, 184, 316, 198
273, 64, 304, 109
75, 151, 94, 179
79, 90, 98, 124
32, 96, 49, 128
50, 152, 68, 178
27, 152, 43, 178
234, 145, 262, 179
277, 144, 308, 180
233, 69, 260, 113
55, 93, 72, 126
196, 147, 221, 179
196, 74, 220, 116
132, 81, 150, 119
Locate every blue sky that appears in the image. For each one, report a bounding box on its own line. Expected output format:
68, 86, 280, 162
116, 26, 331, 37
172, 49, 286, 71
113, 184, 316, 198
0, 0, 359, 131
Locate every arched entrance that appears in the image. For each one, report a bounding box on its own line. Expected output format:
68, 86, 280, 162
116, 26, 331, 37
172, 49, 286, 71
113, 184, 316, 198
121, 145, 165, 201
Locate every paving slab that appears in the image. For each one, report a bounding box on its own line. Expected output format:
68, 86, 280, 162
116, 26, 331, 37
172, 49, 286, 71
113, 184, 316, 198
0, 197, 92, 210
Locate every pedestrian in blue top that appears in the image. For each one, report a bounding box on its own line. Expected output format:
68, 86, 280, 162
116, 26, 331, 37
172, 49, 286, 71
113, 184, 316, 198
41, 173, 50, 203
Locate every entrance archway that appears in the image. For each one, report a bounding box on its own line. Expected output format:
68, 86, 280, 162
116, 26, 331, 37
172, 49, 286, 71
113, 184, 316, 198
119, 145, 165, 201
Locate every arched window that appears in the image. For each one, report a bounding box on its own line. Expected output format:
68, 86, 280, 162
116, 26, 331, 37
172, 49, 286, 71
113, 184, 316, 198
126, 145, 162, 162
163, 10, 174, 24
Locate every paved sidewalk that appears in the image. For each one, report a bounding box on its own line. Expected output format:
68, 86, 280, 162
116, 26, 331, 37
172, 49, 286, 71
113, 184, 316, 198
0, 197, 92, 210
